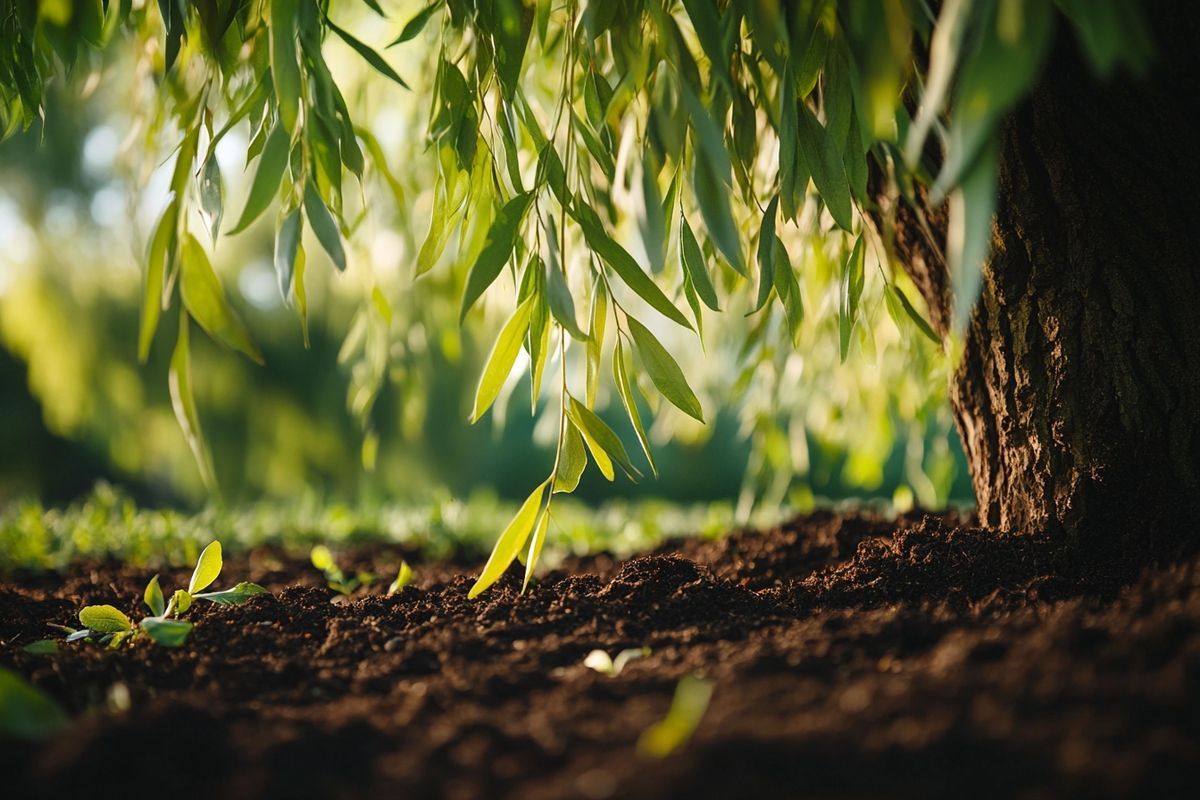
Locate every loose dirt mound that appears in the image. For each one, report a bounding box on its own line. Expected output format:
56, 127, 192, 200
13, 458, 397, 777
2, 512, 1197, 798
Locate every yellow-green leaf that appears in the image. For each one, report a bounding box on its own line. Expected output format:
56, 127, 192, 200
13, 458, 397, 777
172, 589, 193, 615
79, 605, 131, 634
553, 422, 588, 493
168, 316, 217, 491
138, 198, 177, 362
270, 0, 301, 135
613, 342, 657, 476
469, 479, 548, 598
567, 397, 642, 481
522, 509, 551, 591
180, 234, 264, 364
188, 540, 223, 594
144, 575, 166, 617
471, 294, 535, 422
626, 316, 704, 422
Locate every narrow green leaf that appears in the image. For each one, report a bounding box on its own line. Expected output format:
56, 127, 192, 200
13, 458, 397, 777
228, 121, 289, 235
797, 104, 853, 231
773, 237, 804, 346
79, 605, 131, 634
839, 234, 865, 362
472, 294, 535, 422
626, 317, 704, 423
144, 575, 166, 617
573, 203, 691, 329
270, 0, 301, 134
492, 0, 533, 100
0, 668, 67, 741
138, 198, 177, 363
614, 342, 657, 476
188, 541, 223, 594
169, 317, 217, 491
947, 138, 998, 330
180, 235, 264, 364
468, 479, 548, 598
637, 675, 715, 758
567, 397, 643, 481
693, 157, 745, 276
304, 181, 347, 271
586, 279, 608, 407
640, 157, 666, 274
554, 423, 588, 493
460, 192, 534, 320
139, 617, 193, 648
274, 207, 302, 300
888, 285, 940, 344
754, 195, 779, 312
327, 17, 409, 88
389, 0, 442, 46
545, 258, 585, 339
679, 219, 719, 311
194, 582, 269, 605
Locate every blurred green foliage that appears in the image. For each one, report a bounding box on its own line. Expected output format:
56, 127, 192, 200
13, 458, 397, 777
0, 1, 974, 515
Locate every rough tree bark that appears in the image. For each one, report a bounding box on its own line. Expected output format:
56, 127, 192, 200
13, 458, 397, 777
899, 4, 1200, 547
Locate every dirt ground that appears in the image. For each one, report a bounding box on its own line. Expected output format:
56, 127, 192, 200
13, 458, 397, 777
2, 511, 1198, 798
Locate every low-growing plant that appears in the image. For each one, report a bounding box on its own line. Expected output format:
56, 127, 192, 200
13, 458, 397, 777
310, 545, 380, 595
65, 541, 267, 648
387, 561, 414, 596
583, 647, 651, 678
0, 668, 67, 741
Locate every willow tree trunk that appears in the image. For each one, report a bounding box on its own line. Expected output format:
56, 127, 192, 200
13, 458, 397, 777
945, 5, 1200, 548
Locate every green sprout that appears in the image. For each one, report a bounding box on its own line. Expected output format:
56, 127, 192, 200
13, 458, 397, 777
637, 675, 715, 758
387, 561, 414, 596
66, 541, 268, 648
583, 647, 651, 678
310, 545, 378, 596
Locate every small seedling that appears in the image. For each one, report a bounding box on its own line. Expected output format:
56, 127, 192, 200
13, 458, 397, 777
67, 541, 267, 648
637, 674, 714, 758
583, 647, 651, 677
387, 561, 414, 595
311, 545, 378, 595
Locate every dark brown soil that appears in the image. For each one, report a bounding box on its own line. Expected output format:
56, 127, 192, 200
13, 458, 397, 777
2, 511, 1198, 799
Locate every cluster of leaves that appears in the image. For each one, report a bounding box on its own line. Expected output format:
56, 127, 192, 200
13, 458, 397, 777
0, 1, 1151, 595
63, 541, 267, 648
310, 544, 413, 595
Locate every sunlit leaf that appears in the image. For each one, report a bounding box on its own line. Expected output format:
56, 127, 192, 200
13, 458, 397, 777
389, 0, 443, 46
554, 422, 588, 493
522, 508, 551, 590
270, 0, 301, 134
79, 605, 131, 634
180, 234, 264, 364
626, 316, 704, 423
545, 258, 585, 339
460, 192, 534, 320
138, 197, 177, 363
169, 316, 217, 491
194, 582, 269, 605
144, 575, 166, 617
387, 562, 413, 594
468, 479, 548, 598
228, 121, 289, 235
327, 17, 409, 88
573, 203, 691, 329
188, 540, 223, 594
839, 234, 865, 362
887, 284, 940, 344
472, 294, 535, 422
172, 589, 193, 615
614, 342, 656, 476
567, 396, 642, 481
679, 219, 719, 311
